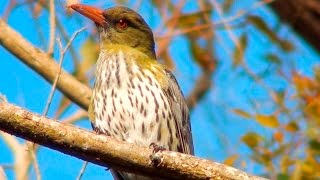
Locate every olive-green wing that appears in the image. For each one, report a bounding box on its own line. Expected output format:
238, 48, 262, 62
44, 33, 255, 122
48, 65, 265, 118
163, 69, 194, 155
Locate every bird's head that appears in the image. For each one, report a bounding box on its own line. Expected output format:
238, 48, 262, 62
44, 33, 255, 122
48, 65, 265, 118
70, 4, 156, 59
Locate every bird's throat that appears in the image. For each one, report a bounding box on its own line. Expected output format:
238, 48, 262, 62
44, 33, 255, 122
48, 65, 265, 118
96, 46, 168, 89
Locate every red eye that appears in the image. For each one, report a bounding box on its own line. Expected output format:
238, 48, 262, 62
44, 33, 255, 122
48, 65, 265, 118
116, 19, 128, 29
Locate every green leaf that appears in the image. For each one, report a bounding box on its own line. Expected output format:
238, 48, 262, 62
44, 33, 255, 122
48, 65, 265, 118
165, 9, 212, 29
265, 54, 281, 64
241, 132, 263, 148
309, 139, 320, 152
285, 122, 299, 132
232, 108, 252, 119
222, 0, 234, 12
277, 173, 290, 180
247, 15, 294, 52
232, 34, 247, 67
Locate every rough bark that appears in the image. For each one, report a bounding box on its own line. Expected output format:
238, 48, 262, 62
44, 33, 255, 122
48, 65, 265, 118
269, 0, 320, 52
0, 102, 267, 180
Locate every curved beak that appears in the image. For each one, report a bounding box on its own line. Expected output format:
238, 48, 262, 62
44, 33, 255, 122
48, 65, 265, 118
69, 4, 106, 26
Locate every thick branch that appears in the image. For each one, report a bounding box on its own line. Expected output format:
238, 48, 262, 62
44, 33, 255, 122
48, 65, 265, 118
0, 19, 91, 109
270, 0, 320, 52
0, 102, 267, 180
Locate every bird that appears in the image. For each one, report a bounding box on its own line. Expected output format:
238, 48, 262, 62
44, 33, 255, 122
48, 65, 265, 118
70, 4, 194, 180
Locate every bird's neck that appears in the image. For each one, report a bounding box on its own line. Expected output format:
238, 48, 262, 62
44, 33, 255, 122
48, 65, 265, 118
96, 44, 168, 87
101, 42, 156, 60
100, 44, 158, 67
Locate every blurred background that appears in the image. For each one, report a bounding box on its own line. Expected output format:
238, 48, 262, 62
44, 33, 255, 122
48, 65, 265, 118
0, 0, 319, 179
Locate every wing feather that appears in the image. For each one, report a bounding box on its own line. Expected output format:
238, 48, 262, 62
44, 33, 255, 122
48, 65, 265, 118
162, 69, 194, 155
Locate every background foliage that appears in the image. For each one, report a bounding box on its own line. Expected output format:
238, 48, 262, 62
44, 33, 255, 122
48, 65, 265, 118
0, 0, 319, 179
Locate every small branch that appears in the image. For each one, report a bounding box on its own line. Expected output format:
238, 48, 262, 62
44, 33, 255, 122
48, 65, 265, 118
270, 0, 320, 51
0, 19, 91, 110
43, 28, 85, 115
156, 0, 274, 39
0, 102, 267, 180
211, 0, 240, 49
0, 132, 31, 180
27, 142, 41, 180
156, 0, 186, 59
187, 71, 212, 110
76, 161, 88, 180
0, 166, 7, 180
47, 0, 55, 55
2, 0, 17, 21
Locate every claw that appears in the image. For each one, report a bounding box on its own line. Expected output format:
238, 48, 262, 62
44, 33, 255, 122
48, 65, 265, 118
149, 143, 165, 167
149, 142, 166, 153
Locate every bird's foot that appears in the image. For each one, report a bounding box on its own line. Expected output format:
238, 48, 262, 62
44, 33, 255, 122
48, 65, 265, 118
149, 142, 166, 153
149, 143, 165, 167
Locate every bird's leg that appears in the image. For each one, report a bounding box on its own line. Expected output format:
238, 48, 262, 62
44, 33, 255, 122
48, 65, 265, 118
149, 143, 165, 167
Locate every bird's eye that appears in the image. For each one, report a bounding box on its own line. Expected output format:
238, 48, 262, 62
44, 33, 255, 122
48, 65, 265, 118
116, 19, 128, 29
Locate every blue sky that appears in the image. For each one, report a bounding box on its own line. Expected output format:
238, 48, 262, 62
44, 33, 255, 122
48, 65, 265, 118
0, 0, 319, 179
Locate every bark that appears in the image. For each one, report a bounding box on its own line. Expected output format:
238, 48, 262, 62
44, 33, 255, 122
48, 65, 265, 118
270, 0, 320, 52
0, 102, 267, 180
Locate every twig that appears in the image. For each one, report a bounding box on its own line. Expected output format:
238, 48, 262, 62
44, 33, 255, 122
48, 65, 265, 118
0, 166, 7, 180
133, 0, 143, 11
42, 27, 86, 116
0, 132, 31, 180
211, 0, 240, 49
47, 0, 55, 55
0, 164, 14, 169
0, 19, 92, 111
28, 27, 86, 180
157, 0, 186, 57
156, 0, 275, 39
2, 0, 17, 21
27, 143, 41, 180
0, 94, 8, 102
76, 161, 88, 180
187, 71, 212, 110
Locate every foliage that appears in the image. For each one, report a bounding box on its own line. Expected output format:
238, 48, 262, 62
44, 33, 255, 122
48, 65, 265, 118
0, 0, 319, 179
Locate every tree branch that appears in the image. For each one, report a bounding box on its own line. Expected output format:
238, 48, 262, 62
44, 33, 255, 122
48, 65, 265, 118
0, 102, 266, 180
0, 19, 91, 110
270, 0, 320, 52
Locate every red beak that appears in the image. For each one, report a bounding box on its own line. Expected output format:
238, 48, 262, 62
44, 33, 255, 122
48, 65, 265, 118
69, 4, 106, 26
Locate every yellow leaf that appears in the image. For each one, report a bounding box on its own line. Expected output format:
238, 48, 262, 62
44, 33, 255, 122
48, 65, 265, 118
280, 156, 295, 172
232, 109, 252, 119
224, 155, 238, 166
255, 114, 279, 128
292, 72, 317, 94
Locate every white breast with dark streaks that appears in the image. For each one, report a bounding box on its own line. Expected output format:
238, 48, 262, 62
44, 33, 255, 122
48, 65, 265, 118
92, 50, 179, 151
